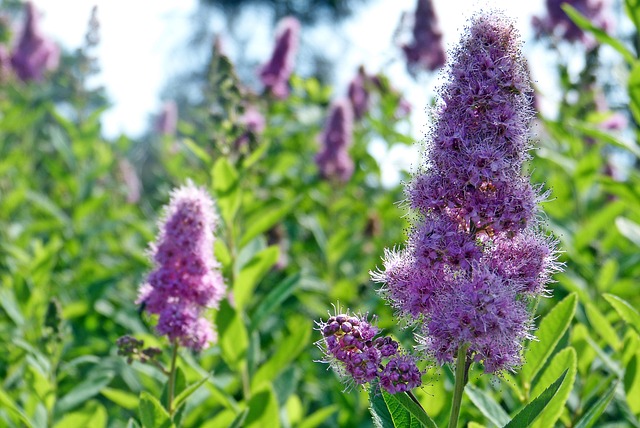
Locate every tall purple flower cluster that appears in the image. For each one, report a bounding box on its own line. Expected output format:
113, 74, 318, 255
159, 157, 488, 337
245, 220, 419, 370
532, 0, 611, 46
317, 312, 421, 394
402, 0, 446, 74
315, 98, 355, 183
348, 66, 370, 120
137, 183, 225, 351
10, 2, 59, 82
373, 14, 560, 373
259, 16, 300, 99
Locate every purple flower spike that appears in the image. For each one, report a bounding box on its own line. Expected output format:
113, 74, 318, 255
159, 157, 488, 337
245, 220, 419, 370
348, 66, 370, 120
373, 14, 560, 374
402, 0, 446, 74
137, 183, 225, 351
316, 310, 422, 393
315, 98, 355, 183
11, 2, 59, 82
259, 16, 300, 99
532, 0, 612, 47
155, 101, 178, 136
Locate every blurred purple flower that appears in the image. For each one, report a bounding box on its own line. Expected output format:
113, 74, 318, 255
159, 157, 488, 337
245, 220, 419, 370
532, 0, 611, 46
402, 0, 446, 74
317, 311, 421, 393
11, 2, 59, 82
234, 106, 266, 150
137, 183, 225, 351
259, 16, 300, 99
348, 66, 370, 120
373, 14, 560, 374
315, 98, 355, 183
155, 101, 178, 136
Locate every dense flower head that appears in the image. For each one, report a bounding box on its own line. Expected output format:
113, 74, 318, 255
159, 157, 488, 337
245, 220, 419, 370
373, 14, 560, 374
137, 183, 225, 351
317, 311, 422, 393
401, 0, 446, 73
315, 98, 355, 182
259, 16, 300, 99
11, 1, 59, 82
532, 0, 611, 46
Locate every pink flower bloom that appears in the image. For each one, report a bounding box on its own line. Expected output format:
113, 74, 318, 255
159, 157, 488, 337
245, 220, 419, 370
11, 2, 59, 81
138, 183, 225, 351
259, 16, 300, 99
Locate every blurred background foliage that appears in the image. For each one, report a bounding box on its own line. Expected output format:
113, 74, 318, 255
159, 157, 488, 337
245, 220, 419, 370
1, 0, 640, 427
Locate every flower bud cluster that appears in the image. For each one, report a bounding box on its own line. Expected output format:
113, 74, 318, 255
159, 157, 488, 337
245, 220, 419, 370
318, 313, 421, 394
116, 335, 162, 365
315, 98, 355, 183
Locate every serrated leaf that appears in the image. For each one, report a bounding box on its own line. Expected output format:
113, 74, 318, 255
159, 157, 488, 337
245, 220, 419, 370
522, 293, 576, 385
562, 4, 635, 65
585, 302, 621, 350
370, 387, 437, 428
574, 381, 618, 428
504, 370, 568, 428
530, 347, 577, 428
139, 392, 173, 428
234, 245, 279, 310
370, 387, 395, 428
465, 384, 510, 427
604, 294, 640, 335
249, 273, 301, 331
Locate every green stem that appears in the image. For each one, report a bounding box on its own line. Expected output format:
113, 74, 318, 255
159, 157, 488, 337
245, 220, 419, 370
448, 344, 471, 428
167, 341, 179, 416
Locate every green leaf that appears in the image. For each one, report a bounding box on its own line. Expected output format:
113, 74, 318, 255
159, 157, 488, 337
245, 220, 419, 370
242, 139, 271, 169
0, 387, 33, 427
530, 347, 577, 428
297, 405, 339, 428
604, 294, 640, 335
101, 388, 139, 411
173, 376, 209, 411
585, 302, 621, 350
216, 299, 249, 370
212, 157, 241, 227
183, 138, 212, 164
240, 198, 300, 248
229, 409, 249, 428
630, 62, 640, 125
249, 273, 301, 331
626, 0, 640, 30
53, 401, 107, 428
615, 217, 640, 247
465, 384, 510, 427
574, 381, 618, 428
251, 315, 311, 390
504, 370, 568, 428
55, 371, 114, 413
521, 293, 577, 385
234, 245, 279, 310
625, 353, 640, 414
562, 4, 636, 65
139, 392, 173, 428
244, 385, 280, 428
369, 387, 438, 428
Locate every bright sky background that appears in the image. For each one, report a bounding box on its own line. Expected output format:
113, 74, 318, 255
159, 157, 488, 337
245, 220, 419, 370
32, 0, 575, 183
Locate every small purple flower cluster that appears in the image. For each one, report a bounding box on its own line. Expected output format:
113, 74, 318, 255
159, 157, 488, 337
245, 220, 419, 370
373, 14, 560, 373
10, 1, 59, 82
401, 0, 446, 74
318, 313, 421, 394
348, 66, 370, 120
155, 101, 178, 137
315, 98, 355, 183
259, 16, 300, 99
137, 183, 225, 351
532, 0, 611, 46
